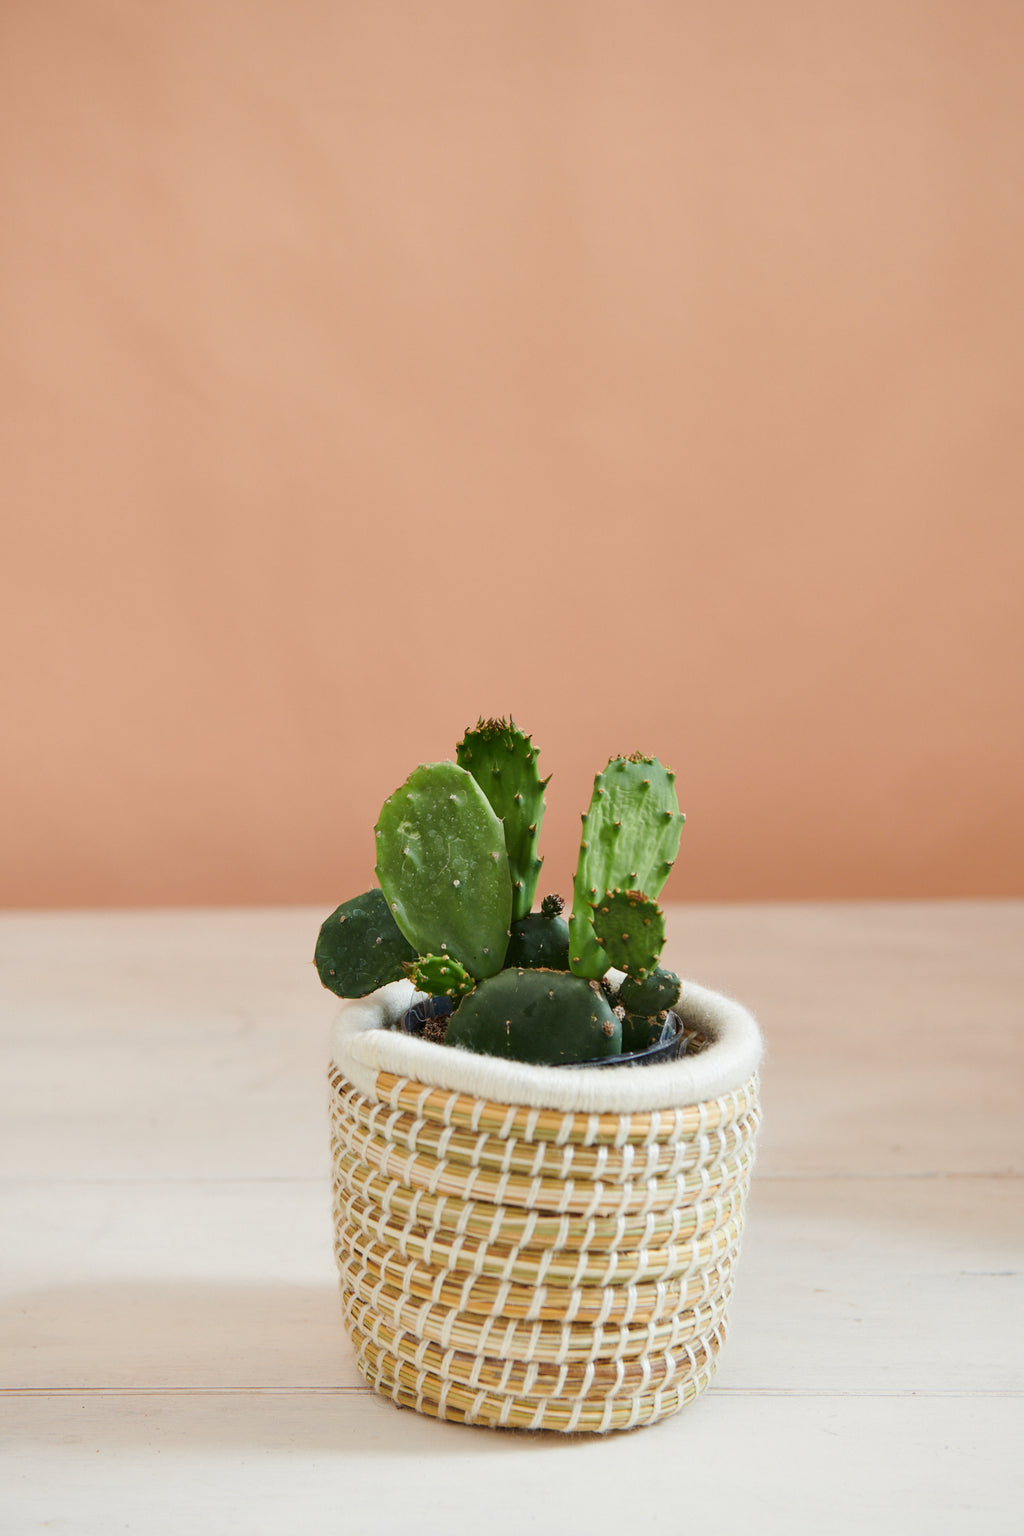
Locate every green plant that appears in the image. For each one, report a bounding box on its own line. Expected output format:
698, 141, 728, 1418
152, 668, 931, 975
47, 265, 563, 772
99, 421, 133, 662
618, 966, 684, 1052
315, 717, 685, 1066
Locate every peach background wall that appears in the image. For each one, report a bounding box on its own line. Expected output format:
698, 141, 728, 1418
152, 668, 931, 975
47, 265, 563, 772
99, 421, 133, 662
2, 1, 1022, 909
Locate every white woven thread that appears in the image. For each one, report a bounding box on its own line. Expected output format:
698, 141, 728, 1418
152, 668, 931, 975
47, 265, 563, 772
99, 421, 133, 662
333, 975, 762, 1112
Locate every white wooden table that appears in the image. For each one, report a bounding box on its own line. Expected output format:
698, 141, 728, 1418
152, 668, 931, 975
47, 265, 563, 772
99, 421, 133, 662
2, 903, 1021, 1534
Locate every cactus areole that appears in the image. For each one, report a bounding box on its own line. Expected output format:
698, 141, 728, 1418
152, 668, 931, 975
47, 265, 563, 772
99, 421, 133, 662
315, 719, 686, 1067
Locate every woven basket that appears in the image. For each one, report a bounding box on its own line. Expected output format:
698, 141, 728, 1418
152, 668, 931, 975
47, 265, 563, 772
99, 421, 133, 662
329, 975, 762, 1433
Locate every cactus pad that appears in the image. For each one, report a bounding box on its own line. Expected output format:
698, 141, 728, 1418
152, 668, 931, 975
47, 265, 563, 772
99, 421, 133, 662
456, 717, 548, 923
375, 761, 513, 980
569, 754, 685, 979
504, 908, 571, 970
621, 1012, 673, 1054
618, 966, 682, 1017
444, 968, 621, 1065
314, 887, 418, 998
589, 888, 665, 980
405, 953, 475, 1000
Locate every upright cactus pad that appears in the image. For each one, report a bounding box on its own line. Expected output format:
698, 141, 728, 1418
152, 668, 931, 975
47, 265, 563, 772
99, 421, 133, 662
406, 953, 475, 1000
569, 754, 685, 979
444, 968, 621, 1065
589, 888, 666, 980
456, 717, 548, 923
504, 907, 571, 971
314, 887, 418, 998
375, 761, 512, 980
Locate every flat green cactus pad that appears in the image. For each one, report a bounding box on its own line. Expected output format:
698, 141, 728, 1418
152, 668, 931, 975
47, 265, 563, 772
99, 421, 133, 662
314, 887, 418, 998
375, 761, 513, 980
504, 909, 571, 970
444, 967, 621, 1064
569, 755, 684, 979
618, 967, 682, 1017
589, 888, 665, 980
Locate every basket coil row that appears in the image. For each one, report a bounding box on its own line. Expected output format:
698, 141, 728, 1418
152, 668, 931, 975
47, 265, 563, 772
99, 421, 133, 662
329, 1048, 761, 1433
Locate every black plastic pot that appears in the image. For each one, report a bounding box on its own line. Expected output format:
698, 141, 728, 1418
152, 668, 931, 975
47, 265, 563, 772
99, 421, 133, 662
397, 995, 685, 1068
397, 994, 453, 1036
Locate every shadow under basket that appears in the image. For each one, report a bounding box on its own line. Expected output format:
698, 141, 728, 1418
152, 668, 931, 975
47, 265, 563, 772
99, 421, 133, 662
328, 975, 763, 1434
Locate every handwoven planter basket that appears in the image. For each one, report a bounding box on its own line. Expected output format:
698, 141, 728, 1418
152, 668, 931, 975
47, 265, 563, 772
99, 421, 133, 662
329, 975, 763, 1433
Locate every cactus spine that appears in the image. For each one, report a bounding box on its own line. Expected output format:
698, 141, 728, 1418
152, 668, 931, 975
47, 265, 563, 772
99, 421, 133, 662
375, 761, 512, 980
456, 717, 547, 923
569, 754, 685, 980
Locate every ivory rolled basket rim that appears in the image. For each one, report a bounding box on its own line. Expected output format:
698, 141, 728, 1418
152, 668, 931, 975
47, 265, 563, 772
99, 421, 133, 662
331, 971, 763, 1113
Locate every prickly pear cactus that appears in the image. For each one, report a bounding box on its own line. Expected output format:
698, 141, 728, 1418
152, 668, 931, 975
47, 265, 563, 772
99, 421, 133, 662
375, 761, 512, 980
504, 900, 571, 971
618, 966, 682, 1018
406, 953, 475, 1000
569, 754, 685, 980
314, 887, 418, 998
456, 717, 547, 923
589, 888, 665, 981
621, 1012, 672, 1054
444, 968, 621, 1064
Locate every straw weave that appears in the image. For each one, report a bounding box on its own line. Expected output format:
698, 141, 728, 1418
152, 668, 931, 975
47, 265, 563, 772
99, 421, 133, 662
329, 1002, 762, 1433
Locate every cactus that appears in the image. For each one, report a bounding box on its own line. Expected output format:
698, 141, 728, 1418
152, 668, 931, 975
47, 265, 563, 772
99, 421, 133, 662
620, 1012, 676, 1054
569, 754, 685, 980
314, 887, 417, 998
444, 968, 621, 1064
405, 953, 475, 1000
505, 892, 570, 970
316, 724, 689, 1066
375, 761, 512, 980
617, 966, 682, 1056
618, 966, 682, 1017
456, 717, 547, 922
589, 888, 665, 981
